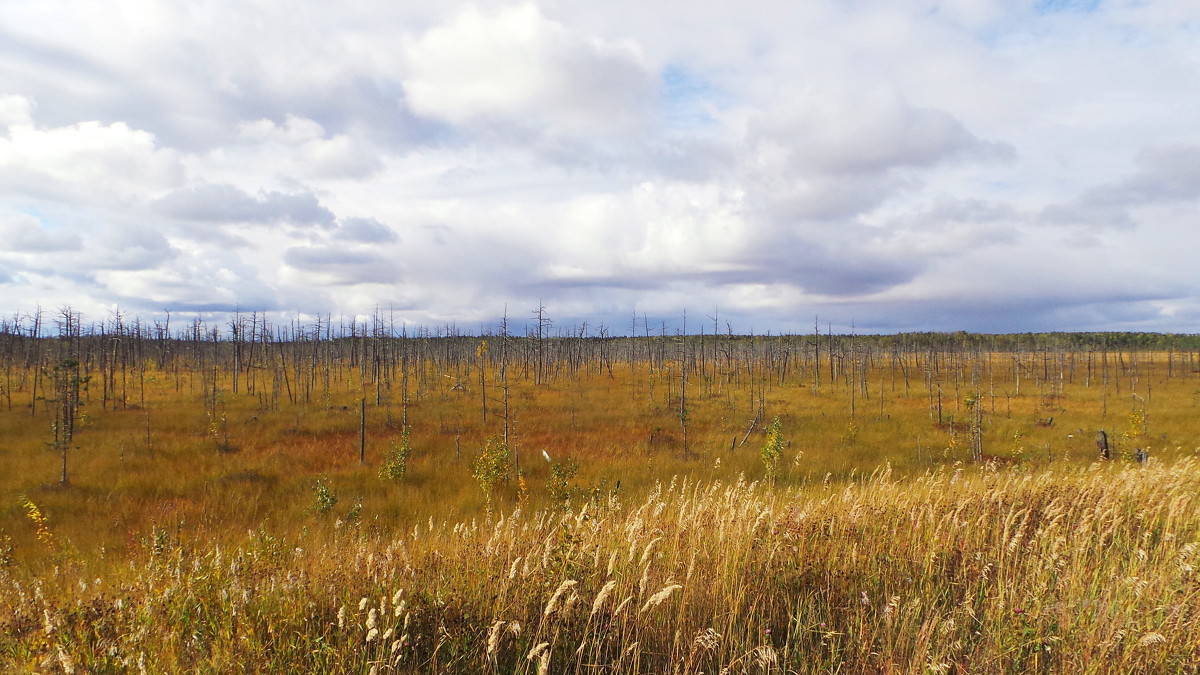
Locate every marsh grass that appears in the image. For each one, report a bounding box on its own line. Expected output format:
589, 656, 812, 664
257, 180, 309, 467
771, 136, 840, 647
4, 344, 1200, 670
4, 460, 1200, 672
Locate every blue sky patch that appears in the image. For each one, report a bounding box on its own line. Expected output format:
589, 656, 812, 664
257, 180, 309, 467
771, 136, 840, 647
660, 65, 721, 130
1034, 0, 1101, 14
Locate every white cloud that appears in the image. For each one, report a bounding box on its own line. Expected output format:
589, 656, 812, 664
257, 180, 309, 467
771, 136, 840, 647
402, 3, 654, 139
0, 0, 1198, 332
0, 104, 183, 202
0, 94, 33, 128
0, 209, 81, 252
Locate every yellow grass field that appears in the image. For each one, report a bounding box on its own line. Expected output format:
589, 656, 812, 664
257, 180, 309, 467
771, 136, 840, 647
2, 328, 1199, 672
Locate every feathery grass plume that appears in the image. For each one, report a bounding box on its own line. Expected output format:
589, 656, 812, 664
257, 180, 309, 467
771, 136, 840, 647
693, 627, 722, 652
562, 590, 580, 615
56, 645, 76, 675
526, 642, 550, 661
754, 644, 778, 669
544, 579, 578, 617
612, 596, 634, 617
591, 579, 619, 616
486, 620, 505, 657
639, 583, 682, 613
637, 562, 651, 598
1136, 632, 1167, 648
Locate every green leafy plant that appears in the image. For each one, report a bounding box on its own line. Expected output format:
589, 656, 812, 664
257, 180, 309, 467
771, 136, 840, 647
472, 436, 511, 513
343, 498, 363, 525
311, 477, 338, 514
380, 425, 412, 480
547, 458, 580, 506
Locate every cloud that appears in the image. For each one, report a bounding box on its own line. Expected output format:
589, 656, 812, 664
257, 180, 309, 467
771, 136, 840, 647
154, 184, 335, 227
234, 115, 383, 179
0, 1, 1198, 333
93, 224, 178, 271
1043, 143, 1200, 230
402, 3, 655, 139
0, 210, 81, 252
283, 245, 397, 286
0, 94, 33, 127
99, 251, 279, 313
747, 89, 1012, 177
0, 99, 183, 202
333, 217, 398, 243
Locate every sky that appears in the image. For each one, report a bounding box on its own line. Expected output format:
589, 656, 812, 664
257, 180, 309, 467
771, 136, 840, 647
1, 0, 1199, 335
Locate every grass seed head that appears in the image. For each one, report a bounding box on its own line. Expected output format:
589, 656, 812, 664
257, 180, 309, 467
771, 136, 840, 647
639, 584, 682, 613
544, 579, 578, 617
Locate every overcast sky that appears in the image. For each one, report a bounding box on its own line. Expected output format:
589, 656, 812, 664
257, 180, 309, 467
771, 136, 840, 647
1, 0, 1198, 335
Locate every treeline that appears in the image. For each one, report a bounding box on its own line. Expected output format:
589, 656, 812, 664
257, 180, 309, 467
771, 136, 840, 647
2, 308, 1199, 414
2, 306, 1197, 488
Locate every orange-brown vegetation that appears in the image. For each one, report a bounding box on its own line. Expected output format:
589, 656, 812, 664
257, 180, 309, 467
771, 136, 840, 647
2, 322, 1200, 671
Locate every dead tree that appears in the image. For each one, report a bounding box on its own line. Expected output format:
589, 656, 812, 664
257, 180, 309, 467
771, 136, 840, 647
1096, 430, 1110, 460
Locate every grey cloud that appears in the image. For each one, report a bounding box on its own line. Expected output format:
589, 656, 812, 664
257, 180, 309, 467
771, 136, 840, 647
1102, 143, 1200, 204
284, 245, 398, 285
1041, 199, 1136, 230
859, 294, 1182, 334
1042, 143, 1200, 230
0, 13, 445, 155
753, 174, 906, 221
521, 231, 918, 299
101, 249, 281, 314
912, 197, 1019, 225
518, 271, 664, 296
750, 96, 1013, 178
334, 217, 398, 244
0, 221, 81, 252
876, 198, 1022, 253
814, 107, 1011, 175
745, 240, 919, 297
154, 184, 335, 226
742, 96, 1014, 224
95, 226, 178, 271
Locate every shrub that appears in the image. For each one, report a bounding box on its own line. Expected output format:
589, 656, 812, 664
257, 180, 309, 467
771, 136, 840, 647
761, 416, 784, 484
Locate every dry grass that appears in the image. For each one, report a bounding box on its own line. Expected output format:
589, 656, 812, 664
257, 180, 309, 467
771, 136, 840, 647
3, 339, 1200, 671
4, 459, 1200, 672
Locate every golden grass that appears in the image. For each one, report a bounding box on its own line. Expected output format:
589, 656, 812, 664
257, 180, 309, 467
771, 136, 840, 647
3, 340, 1200, 671
3, 459, 1200, 672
